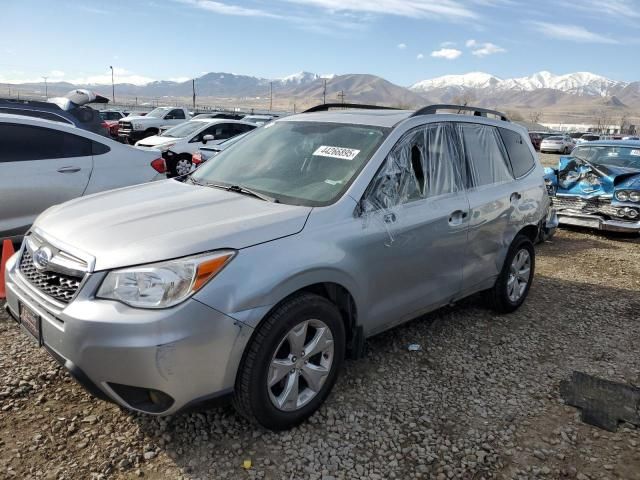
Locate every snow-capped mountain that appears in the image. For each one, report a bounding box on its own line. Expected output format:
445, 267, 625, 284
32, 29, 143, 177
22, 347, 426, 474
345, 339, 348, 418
411, 71, 627, 97
276, 71, 321, 86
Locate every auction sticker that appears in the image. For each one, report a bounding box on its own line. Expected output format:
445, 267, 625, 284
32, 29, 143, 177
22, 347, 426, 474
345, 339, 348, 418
313, 145, 360, 161
631, 149, 640, 156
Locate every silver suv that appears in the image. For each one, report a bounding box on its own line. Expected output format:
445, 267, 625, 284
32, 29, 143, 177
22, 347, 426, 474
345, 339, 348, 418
4, 104, 556, 430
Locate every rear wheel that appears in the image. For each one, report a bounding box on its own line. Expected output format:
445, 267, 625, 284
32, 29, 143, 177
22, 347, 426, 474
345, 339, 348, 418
487, 235, 535, 313
233, 293, 345, 430
174, 155, 193, 176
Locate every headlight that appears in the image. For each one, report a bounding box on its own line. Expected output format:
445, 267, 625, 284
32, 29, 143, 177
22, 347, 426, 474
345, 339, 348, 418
630, 191, 640, 202
616, 191, 630, 202
96, 250, 235, 309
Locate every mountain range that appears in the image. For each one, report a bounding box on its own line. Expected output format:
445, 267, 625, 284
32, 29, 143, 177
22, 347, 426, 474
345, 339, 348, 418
9, 70, 640, 123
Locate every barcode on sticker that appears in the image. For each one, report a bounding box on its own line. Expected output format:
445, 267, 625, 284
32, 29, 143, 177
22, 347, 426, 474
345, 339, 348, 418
313, 146, 360, 161
631, 149, 640, 156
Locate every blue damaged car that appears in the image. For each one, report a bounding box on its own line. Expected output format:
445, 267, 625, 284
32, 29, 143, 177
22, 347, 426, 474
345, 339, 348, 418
544, 140, 640, 233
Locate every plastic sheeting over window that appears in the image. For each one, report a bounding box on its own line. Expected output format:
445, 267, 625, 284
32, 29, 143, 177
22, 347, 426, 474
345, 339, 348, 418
362, 123, 463, 213
455, 123, 513, 188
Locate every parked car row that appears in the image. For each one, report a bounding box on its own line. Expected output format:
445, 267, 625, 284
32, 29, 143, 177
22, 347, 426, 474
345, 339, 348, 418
3, 103, 559, 430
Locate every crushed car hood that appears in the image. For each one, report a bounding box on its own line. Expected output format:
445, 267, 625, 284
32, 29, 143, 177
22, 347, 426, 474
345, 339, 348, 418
34, 180, 312, 271
546, 158, 640, 197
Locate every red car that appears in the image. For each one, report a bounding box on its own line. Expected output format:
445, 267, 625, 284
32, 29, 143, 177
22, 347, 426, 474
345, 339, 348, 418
99, 110, 126, 138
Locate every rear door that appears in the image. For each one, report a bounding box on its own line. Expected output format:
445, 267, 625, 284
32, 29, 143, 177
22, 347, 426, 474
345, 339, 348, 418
354, 122, 469, 334
0, 122, 92, 237
453, 121, 521, 294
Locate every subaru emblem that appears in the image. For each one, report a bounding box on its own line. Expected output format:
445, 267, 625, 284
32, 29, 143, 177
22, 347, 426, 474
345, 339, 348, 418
33, 246, 53, 271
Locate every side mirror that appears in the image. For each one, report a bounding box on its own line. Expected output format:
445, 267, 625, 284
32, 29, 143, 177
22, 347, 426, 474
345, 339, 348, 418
202, 134, 215, 144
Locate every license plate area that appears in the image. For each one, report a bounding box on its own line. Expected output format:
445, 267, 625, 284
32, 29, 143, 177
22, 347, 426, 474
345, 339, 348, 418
19, 302, 42, 346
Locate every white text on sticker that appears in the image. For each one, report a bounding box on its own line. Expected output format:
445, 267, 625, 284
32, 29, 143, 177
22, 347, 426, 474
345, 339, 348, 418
631, 149, 640, 156
313, 146, 360, 161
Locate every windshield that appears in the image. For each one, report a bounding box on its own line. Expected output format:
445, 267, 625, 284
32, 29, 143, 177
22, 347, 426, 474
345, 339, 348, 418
146, 107, 170, 118
572, 145, 640, 169
191, 121, 389, 206
162, 121, 205, 138
546, 136, 563, 140
99, 111, 120, 120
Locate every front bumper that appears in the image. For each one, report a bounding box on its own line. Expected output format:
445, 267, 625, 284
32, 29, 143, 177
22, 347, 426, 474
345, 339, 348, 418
556, 212, 640, 233
540, 145, 566, 152
4, 250, 254, 415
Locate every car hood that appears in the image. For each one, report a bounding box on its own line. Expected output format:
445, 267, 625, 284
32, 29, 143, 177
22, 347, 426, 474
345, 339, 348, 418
136, 135, 180, 147
34, 180, 312, 271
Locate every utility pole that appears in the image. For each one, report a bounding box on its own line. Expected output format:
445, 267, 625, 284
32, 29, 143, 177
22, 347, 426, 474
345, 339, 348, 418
42, 76, 48, 98
109, 66, 115, 104
337, 90, 345, 105
269, 82, 273, 111
323, 79, 327, 104
192, 79, 196, 110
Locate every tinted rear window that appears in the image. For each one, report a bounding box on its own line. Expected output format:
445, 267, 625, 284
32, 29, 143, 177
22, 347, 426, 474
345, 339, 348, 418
0, 123, 92, 162
500, 128, 536, 177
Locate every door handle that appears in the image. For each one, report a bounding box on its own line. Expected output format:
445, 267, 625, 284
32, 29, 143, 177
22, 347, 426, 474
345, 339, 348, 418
383, 212, 397, 224
448, 210, 468, 226
510, 192, 522, 203
57, 166, 81, 173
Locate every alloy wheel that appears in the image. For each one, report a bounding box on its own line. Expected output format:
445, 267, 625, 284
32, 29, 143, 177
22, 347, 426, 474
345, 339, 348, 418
507, 249, 531, 302
268, 319, 334, 412
175, 158, 192, 176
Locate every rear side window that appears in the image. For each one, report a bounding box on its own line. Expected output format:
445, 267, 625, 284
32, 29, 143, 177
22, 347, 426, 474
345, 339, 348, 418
91, 141, 111, 155
499, 128, 536, 178
234, 123, 256, 135
0, 123, 92, 162
455, 123, 513, 188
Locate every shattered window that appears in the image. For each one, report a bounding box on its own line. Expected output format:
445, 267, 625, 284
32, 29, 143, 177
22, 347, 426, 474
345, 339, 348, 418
455, 123, 514, 188
362, 123, 463, 212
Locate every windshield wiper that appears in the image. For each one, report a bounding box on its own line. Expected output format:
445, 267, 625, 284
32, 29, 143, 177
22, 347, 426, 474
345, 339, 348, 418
199, 182, 278, 203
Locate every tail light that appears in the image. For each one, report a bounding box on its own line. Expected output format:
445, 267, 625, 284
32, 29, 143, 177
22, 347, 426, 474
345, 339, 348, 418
150, 158, 167, 173
192, 152, 203, 165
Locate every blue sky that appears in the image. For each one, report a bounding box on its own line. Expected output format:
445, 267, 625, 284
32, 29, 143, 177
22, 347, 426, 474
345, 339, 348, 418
2, 0, 640, 86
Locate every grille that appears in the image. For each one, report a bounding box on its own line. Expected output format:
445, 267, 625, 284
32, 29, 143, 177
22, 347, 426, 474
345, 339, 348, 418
19, 251, 83, 304
553, 196, 619, 217
119, 121, 132, 130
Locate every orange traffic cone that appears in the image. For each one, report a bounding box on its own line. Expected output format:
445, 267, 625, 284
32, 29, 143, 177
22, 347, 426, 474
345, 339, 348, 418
0, 239, 16, 299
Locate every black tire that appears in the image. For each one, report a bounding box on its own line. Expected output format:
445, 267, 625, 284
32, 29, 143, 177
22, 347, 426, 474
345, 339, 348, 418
233, 293, 345, 430
170, 154, 193, 177
487, 235, 535, 313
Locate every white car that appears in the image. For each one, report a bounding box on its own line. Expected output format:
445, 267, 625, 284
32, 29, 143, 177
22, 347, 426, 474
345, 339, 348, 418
134, 118, 256, 176
575, 133, 601, 145
0, 113, 165, 241
540, 134, 575, 154
242, 114, 274, 126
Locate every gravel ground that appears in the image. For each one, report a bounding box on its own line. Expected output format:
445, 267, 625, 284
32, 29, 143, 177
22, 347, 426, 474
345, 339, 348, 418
2, 151, 639, 480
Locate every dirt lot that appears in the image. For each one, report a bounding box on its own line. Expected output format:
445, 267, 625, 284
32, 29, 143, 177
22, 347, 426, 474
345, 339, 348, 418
1, 152, 640, 480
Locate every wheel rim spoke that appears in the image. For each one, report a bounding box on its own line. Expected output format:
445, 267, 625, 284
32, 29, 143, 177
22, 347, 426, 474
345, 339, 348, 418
302, 327, 333, 359
276, 371, 299, 410
268, 358, 294, 387
508, 249, 530, 302
301, 363, 329, 392
287, 321, 308, 354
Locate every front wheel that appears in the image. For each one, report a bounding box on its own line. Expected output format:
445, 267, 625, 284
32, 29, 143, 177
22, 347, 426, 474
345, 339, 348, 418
486, 235, 535, 313
233, 293, 345, 430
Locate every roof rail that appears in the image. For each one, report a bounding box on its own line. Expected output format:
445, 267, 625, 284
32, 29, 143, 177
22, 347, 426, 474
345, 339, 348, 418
411, 104, 509, 122
303, 103, 400, 113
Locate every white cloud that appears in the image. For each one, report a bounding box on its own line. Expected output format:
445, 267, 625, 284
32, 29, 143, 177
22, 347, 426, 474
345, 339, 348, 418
176, 0, 283, 18
431, 48, 462, 59
557, 0, 640, 19
465, 39, 506, 56
528, 21, 619, 44
69, 68, 154, 86
169, 76, 191, 83
397, 43, 407, 49
281, 0, 479, 20
417, 53, 424, 60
